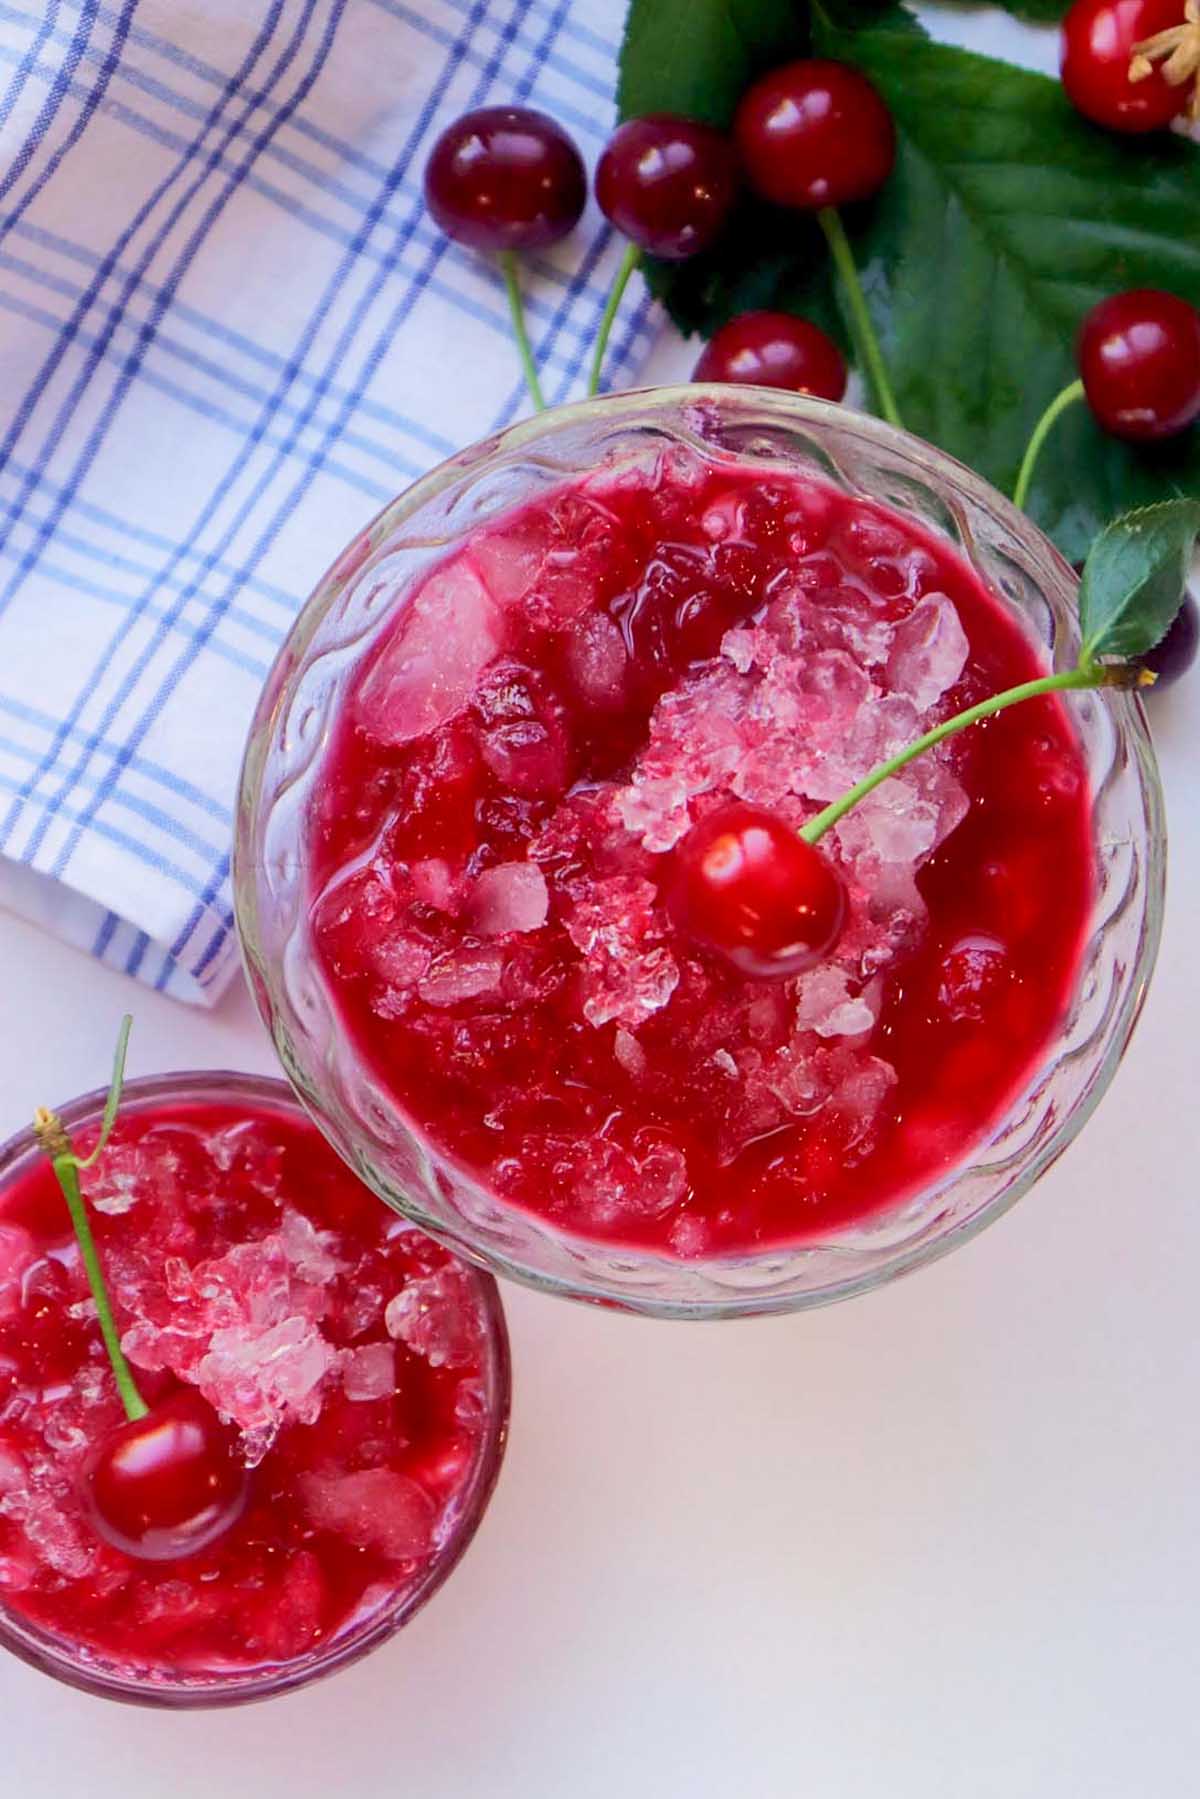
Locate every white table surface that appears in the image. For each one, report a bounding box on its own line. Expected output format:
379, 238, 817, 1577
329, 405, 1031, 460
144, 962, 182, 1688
4, 9, 1200, 1797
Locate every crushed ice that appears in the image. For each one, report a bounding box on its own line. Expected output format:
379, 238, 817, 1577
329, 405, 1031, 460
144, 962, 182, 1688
385, 1266, 479, 1369
122, 1208, 347, 1465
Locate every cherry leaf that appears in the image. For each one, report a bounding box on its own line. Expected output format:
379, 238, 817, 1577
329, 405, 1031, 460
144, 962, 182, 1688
1078, 500, 1200, 664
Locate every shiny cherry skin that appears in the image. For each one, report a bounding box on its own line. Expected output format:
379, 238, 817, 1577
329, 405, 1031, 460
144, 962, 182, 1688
595, 115, 739, 259
693, 311, 848, 399
734, 59, 895, 210
424, 106, 586, 252
1077, 288, 1200, 441
1143, 590, 1199, 687
1061, 0, 1188, 133
668, 802, 846, 979
85, 1389, 249, 1562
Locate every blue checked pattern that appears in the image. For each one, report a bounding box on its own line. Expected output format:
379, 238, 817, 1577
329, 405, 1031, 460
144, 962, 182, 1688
0, 0, 660, 1002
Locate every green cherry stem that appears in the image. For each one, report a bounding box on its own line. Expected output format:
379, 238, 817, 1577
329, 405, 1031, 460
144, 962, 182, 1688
32, 1016, 148, 1424
799, 666, 1118, 847
817, 207, 903, 431
499, 250, 546, 414
588, 241, 641, 397
1012, 379, 1085, 513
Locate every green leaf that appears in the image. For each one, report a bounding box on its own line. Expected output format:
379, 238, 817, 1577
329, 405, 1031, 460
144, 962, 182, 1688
814, 0, 919, 30
1078, 500, 1200, 663
616, 0, 807, 127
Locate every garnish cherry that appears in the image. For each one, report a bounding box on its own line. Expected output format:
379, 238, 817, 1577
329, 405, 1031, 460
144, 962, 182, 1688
668, 802, 846, 979
85, 1388, 249, 1562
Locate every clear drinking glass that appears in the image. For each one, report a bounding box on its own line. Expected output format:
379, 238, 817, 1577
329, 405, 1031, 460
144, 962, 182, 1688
0, 1071, 511, 1707
234, 387, 1165, 1319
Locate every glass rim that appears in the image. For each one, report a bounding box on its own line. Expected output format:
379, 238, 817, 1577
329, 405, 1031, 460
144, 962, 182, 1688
234, 386, 1167, 1319
0, 1069, 512, 1708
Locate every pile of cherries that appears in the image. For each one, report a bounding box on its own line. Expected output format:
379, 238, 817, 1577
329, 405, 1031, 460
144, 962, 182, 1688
423, 41, 1200, 686
422, 62, 899, 401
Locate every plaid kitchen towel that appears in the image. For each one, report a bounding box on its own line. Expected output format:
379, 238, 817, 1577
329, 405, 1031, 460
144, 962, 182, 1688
0, 0, 658, 1003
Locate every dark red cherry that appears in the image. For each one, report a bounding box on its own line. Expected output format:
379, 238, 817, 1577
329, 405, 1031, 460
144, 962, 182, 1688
693, 311, 848, 399
595, 115, 739, 259
1142, 589, 1199, 687
668, 802, 846, 979
1077, 289, 1200, 441
1061, 0, 1189, 134
85, 1389, 248, 1562
423, 106, 586, 252
734, 60, 895, 211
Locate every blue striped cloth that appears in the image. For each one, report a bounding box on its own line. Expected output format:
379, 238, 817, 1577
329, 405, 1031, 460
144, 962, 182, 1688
0, 0, 658, 1002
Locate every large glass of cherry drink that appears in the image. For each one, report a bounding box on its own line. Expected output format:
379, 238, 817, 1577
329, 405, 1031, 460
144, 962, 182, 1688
236, 388, 1163, 1317
0, 1072, 509, 1704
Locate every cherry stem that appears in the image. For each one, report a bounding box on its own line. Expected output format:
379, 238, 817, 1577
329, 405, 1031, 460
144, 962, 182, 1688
32, 1016, 148, 1424
817, 207, 903, 431
799, 667, 1104, 847
1012, 379, 1086, 513
499, 250, 546, 414
588, 241, 641, 398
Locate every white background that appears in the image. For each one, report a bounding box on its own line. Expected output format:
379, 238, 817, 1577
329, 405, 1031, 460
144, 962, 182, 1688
3, 8, 1200, 1797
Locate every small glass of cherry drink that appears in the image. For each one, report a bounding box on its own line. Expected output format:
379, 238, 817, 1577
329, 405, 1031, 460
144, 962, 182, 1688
0, 1071, 510, 1706
235, 388, 1164, 1319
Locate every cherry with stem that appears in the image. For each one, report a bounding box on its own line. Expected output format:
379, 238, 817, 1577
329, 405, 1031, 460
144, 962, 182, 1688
590, 115, 740, 397
672, 660, 1144, 981
1014, 289, 1200, 509
734, 59, 903, 430
33, 1018, 248, 1562
424, 107, 588, 415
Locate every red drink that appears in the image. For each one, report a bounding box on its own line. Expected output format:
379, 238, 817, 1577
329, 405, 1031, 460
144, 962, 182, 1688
0, 1075, 508, 1703
306, 448, 1093, 1261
